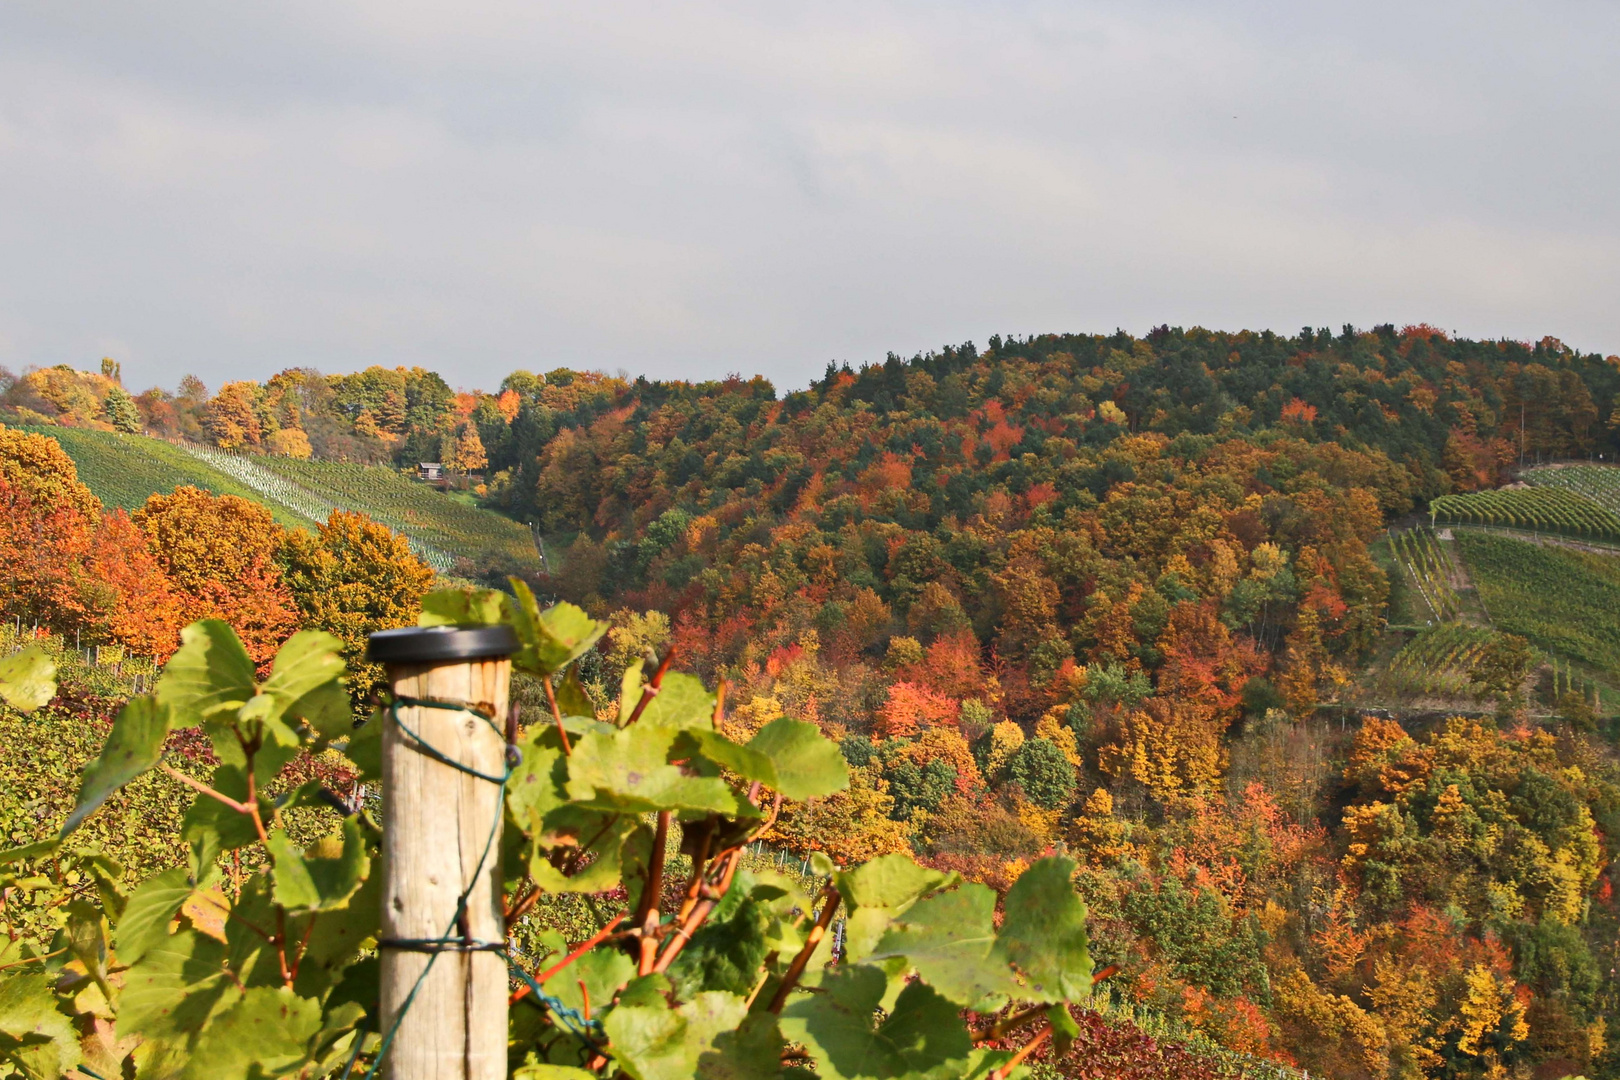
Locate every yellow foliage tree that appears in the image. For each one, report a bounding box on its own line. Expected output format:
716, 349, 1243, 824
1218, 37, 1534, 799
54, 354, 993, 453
266, 428, 312, 459
982, 720, 1025, 781
278, 510, 434, 697
1098, 696, 1226, 802
132, 486, 300, 663
1035, 707, 1083, 766
1067, 787, 1131, 864
767, 764, 909, 866
0, 424, 102, 519
203, 381, 264, 449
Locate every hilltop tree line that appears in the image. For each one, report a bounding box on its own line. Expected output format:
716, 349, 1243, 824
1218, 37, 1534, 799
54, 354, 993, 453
3, 324, 1620, 1077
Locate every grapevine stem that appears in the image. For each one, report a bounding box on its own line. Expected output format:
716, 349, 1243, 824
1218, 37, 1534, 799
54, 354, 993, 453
654, 842, 750, 972
541, 675, 572, 755
766, 886, 840, 1014
509, 913, 627, 1006
988, 1023, 1052, 1080
673, 820, 716, 925
158, 764, 253, 815
504, 884, 541, 929
623, 647, 676, 728
970, 1004, 1048, 1043
0, 947, 66, 972
711, 679, 728, 731
635, 811, 671, 975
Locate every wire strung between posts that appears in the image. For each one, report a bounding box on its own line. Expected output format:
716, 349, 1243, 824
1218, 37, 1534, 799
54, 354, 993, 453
355, 696, 606, 1080
508, 958, 607, 1044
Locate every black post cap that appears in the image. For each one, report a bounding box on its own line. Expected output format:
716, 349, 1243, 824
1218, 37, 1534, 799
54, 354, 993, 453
366, 625, 520, 665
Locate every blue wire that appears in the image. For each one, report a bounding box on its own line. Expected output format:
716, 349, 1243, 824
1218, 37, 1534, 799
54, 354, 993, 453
508, 958, 606, 1043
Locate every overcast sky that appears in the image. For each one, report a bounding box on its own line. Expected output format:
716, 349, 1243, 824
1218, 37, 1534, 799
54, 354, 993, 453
2, 2, 1616, 394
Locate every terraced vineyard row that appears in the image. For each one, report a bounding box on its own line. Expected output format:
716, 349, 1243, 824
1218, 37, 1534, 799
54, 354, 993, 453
174, 443, 458, 571
1454, 530, 1620, 683
16, 425, 315, 530
1391, 526, 1460, 621
1524, 463, 1620, 514
252, 455, 538, 568
1429, 486, 1620, 544
1380, 622, 1498, 698
1548, 654, 1605, 714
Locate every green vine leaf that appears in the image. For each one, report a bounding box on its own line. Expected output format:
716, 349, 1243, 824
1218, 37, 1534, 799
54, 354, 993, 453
267, 818, 370, 914
60, 695, 172, 838
866, 883, 1015, 1011
114, 868, 195, 968
666, 876, 773, 999
778, 964, 972, 1080
996, 856, 1091, 1004
0, 970, 82, 1080
155, 620, 256, 729
343, 710, 384, 781
832, 854, 958, 964
634, 673, 715, 731
553, 666, 598, 718
292, 872, 382, 1000
566, 726, 744, 815
603, 992, 749, 1080
697, 1011, 784, 1080
0, 840, 60, 868
418, 586, 511, 627
181, 985, 323, 1080
116, 930, 234, 1044
514, 1065, 598, 1079
545, 948, 635, 1020
744, 718, 848, 801
509, 583, 607, 676
0, 645, 56, 713
258, 629, 350, 740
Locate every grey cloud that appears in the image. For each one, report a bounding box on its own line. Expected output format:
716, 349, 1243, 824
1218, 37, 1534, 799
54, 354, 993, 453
0, 1, 1615, 394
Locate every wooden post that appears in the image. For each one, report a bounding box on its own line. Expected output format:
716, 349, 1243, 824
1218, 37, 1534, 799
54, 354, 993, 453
368, 625, 518, 1080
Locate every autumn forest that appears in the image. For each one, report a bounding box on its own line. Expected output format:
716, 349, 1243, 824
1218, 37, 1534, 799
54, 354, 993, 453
3, 323, 1619, 1080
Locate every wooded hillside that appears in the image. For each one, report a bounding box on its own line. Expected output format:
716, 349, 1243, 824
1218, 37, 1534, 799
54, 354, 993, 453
4, 325, 1618, 1078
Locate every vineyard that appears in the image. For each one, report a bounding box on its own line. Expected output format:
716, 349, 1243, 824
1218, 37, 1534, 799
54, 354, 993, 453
172, 441, 460, 571
1454, 530, 1620, 684
1378, 622, 1499, 698
1525, 462, 1620, 514
16, 425, 313, 529
18, 426, 540, 573
1389, 527, 1462, 621
252, 454, 539, 570
1428, 485, 1620, 544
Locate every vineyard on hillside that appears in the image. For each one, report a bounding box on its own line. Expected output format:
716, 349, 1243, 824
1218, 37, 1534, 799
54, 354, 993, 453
1429, 486, 1620, 544
1526, 462, 1620, 514
1377, 622, 1499, 698
19, 426, 540, 574
1454, 530, 1620, 684
18, 425, 314, 529
253, 454, 539, 570
173, 441, 460, 571
1390, 527, 1462, 621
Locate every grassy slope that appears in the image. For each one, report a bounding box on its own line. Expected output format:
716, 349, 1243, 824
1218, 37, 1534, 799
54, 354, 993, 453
28, 427, 537, 569
22, 426, 317, 530
252, 455, 537, 568
1454, 529, 1620, 683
